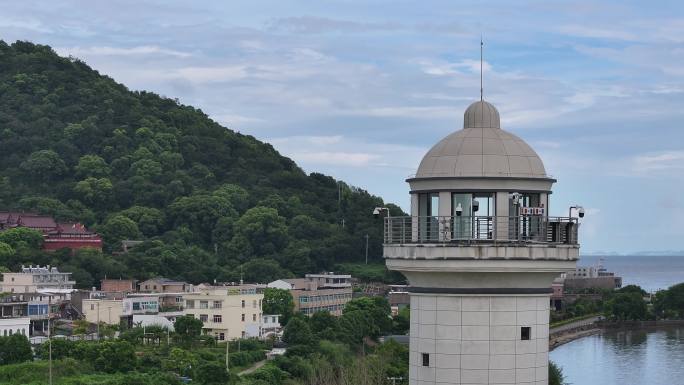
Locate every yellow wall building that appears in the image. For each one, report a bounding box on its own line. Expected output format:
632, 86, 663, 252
183, 285, 263, 341
82, 299, 123, 325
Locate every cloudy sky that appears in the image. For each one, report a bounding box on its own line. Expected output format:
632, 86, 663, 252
3, 0, 684, 254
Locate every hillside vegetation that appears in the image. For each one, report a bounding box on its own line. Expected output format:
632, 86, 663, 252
0, 40, 403, 287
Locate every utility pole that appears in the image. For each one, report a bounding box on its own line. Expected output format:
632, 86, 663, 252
365, 234, 369, 264
225, 336, 230, 374
96, 301, 100, 339
48, 295, 52, 385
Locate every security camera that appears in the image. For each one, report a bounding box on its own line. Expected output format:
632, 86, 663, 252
472, 200, 479, 212
455, 203, 463, 217
509, 192, 521, 205
578, 207, 585, 218
373, 207, 381, 218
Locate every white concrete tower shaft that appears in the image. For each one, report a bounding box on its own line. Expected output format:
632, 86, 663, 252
383, 100, 580, 385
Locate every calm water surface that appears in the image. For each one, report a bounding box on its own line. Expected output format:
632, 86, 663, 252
550, 328, 684, 385
578, 255, 684, 292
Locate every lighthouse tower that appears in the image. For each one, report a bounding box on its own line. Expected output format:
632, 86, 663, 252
384, 100, 580, 385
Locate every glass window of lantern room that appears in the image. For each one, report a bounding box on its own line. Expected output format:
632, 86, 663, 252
473, 193, 494, 239
452, 193, 472, 239
473, 193, 494, 216
510, 193, 542, 241
418, 193, 439, 242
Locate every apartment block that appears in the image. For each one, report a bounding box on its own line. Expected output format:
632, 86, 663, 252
183, 285, 263, 341
268, 272, 353, 316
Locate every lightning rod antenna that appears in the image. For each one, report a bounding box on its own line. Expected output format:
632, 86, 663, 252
480, 36, 483, 102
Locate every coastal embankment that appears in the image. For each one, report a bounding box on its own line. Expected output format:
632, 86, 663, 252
549, 318, 684, 350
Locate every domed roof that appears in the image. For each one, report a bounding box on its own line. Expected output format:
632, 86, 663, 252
415, 100, 548, 179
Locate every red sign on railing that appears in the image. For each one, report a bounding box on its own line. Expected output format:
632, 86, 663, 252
520, 207, 545, 216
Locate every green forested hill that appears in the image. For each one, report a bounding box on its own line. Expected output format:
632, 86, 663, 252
0, 40, 403, 287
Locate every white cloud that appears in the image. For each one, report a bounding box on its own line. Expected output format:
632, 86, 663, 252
270, 135, 343, 146
268, 135, 425, 171
212, 113, 265, 126
295, 152, 380, 167
173, 66, 248, 83
557, 24, 637, 41
55, 45, 193, 58
633, 151, 684, 173
531, 140, 562, 149
0, 17, 52, 33
343, 106, 459, 119
418, 59, 491, 77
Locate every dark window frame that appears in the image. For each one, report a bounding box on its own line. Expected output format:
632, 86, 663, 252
422, 353, 430, 367
521, 326, 531, 340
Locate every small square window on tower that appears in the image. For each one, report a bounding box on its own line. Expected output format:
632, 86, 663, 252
422, 353, 430, 367
521, 326, 531, 340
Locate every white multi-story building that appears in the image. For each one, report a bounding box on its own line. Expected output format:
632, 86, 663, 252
0, 317, 30, 337
383, 99, 580, 385
260, 314, 281, 338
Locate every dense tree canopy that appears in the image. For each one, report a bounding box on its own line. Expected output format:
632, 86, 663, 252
605, 292, 648, 321
263, 288, 295, 324
0, 334, 32, 365
654, 283, 684, 319
0, 40, 405, 286
174, 315, 203, 343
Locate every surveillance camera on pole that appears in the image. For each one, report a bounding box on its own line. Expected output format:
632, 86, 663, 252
569, 205, 585, 219
455, 203, 463, 217
373, 207, 389, 218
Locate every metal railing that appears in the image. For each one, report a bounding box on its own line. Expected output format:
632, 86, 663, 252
384, 215, 579, 245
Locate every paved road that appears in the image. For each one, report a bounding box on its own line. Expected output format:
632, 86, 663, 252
550, 316, 601, 335
238, 360, 266, 376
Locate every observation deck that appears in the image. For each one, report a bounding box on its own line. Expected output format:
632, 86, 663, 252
383, 215, 580, 263
384, 215, 579, 245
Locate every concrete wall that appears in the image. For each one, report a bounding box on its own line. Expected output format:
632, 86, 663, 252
564, 277, 620, 291
101, 279, 135, 292
409, 294, 549, 385
82, 299, 123, 325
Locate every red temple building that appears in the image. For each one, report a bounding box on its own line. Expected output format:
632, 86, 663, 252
0, 212, 102, 251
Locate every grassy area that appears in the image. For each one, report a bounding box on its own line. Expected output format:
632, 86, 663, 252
0, 359, 183, 385
550, 313, 601, 329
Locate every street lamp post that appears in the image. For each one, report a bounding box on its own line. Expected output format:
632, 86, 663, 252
97, 301, 100, 339
225, 335, 230, 374
48, 295, 52, 385
37, 289, 74, 385
364, 234, 369, 264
